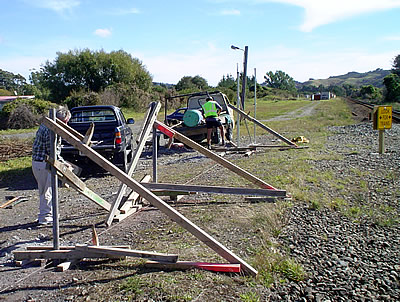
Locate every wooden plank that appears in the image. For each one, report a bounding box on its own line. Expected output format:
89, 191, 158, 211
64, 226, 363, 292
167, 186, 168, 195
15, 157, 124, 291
48, 157, 113, 212
119, 174, 151, 214
56, 118, 84, 140
106, 102, 161, 227
212, 146, 256, 152
56, 259, 80, 272
15, 259, 44, 267
82, 122, 95, 145
14, 246, 132, 261
141, 183, 286, 197
42, 116, 258, 276
244, 197, 277, 203
113, 205, 142, 222
155, 121, 277, 191
249, 144, 296, 148
0, 196, 22, 209
75, 245, 178, 263
228, 104, 297, 147
145, 261, 241, 273
151, 191, 195, 197
25, 245, 130, 250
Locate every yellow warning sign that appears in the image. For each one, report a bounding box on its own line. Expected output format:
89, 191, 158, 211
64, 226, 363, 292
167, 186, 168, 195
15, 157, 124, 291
373, 106, 392, 130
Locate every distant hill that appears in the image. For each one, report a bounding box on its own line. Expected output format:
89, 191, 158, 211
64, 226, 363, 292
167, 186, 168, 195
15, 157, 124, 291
299, 69, 390, 89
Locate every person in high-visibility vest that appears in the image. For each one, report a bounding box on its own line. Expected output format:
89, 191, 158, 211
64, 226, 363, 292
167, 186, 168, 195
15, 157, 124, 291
202, 96, 225, 149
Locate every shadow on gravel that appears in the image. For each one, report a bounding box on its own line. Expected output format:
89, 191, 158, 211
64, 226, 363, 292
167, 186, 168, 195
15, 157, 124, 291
0, 168, 37, 191
0, 267, 139, 296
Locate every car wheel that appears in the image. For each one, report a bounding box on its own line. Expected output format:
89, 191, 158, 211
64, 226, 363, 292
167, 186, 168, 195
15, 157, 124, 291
113, 151, 128, 173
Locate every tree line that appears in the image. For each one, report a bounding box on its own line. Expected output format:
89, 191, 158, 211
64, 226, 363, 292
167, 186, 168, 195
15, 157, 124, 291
0, 49, 399, 129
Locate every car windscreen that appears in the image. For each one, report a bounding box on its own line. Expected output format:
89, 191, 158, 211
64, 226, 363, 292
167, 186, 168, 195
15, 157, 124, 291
69, 109, 116, 123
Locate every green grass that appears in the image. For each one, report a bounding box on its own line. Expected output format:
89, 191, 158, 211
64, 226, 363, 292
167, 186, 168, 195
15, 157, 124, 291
240, 291, 260, 302
0, 156, 32, 185
0, 126, 38, 135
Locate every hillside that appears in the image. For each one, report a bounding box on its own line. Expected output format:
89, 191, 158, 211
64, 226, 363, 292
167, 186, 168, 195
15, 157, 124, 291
300, 68, 390, 88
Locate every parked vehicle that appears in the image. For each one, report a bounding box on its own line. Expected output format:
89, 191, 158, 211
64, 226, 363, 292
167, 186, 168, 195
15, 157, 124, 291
166, 107, 187, 124
164, 91, 234, 144
61, 105, 135, 172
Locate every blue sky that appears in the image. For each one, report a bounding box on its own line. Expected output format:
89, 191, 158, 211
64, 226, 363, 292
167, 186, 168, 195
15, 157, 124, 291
1, 0, 400, 86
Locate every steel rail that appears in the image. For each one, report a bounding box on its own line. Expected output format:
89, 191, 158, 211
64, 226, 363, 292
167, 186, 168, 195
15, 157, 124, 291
347, 98, 400, 123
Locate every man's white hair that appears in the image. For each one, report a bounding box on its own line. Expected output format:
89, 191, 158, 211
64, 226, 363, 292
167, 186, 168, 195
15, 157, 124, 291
56, 106, 70, 121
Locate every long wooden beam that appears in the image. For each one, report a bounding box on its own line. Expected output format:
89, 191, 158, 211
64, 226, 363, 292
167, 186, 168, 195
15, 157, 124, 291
42, 117, 258, 276
75, 245, 178, 263
106, 102, 161, 226
141, 183, 286, 197
48, 157, 114, 212
154, 120, 277, 190
15, 245, 176, 262
227, 104, 297, 147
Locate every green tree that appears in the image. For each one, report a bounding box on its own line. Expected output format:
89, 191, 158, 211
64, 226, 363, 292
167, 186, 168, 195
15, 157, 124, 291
383, 73, 400, 102
392, 54, 400, 77
0, 69, 27, 95
217, 74, 236, 90
35, 49, 152, 103
175, 75, 208, 91
264, 70, 296, 92
360, 85, 381, 100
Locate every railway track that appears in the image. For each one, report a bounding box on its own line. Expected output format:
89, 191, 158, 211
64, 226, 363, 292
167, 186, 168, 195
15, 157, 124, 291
348, 98, 400, 123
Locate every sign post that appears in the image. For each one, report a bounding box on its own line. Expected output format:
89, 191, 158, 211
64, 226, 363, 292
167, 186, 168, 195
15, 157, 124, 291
373, 106, 392, 154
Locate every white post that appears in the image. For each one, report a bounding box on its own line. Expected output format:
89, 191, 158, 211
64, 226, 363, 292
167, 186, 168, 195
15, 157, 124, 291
254, 68, 257, 144
236, 64, 240, 147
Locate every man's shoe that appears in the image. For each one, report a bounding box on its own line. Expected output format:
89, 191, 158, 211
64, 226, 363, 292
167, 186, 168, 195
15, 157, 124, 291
207, 144, 212, 150
37, 217, 53, 225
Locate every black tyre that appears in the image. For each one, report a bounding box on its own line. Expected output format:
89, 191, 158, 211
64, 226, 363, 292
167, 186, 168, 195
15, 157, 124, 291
113, 150, 128, 173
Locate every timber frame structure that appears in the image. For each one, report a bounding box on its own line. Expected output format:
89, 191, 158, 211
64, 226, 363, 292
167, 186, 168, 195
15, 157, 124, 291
14, 102, 290, 277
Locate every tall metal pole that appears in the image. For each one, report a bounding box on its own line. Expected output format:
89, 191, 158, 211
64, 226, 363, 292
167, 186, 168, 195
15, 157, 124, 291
254, 68, 257, 144
240, 46, 248, 110
236, 64, 240, 147
49, 109, 60, 250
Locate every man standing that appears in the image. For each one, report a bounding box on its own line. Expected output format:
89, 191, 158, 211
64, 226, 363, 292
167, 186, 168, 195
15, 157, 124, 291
32, 106, 70, 225
202, 96, 225, 149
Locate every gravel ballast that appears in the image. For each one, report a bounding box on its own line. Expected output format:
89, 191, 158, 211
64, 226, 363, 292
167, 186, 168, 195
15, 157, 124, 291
271, 123, 400, 301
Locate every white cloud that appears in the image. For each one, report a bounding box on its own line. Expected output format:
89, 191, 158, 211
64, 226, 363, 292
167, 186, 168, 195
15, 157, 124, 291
27, 0, 80, 13
256, 0, 400, 31
383, 35, 400, 41
220, 9, 241, 15
110, 7, 140, 15
0, 56, 49, 80
94, 28, 112, 38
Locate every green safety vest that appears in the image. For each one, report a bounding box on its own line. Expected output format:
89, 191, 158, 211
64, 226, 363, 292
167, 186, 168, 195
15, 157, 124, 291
202, 101, 218, 118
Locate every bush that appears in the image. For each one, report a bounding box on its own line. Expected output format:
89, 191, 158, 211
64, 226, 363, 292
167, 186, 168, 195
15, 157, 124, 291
63, 90, 101, 108
0, 89, 12, 96
7, 103, 38, 129
0, 98, 54, 129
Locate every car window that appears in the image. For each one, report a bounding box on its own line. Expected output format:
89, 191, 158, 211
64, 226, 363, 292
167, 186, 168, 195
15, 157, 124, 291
70, 109, 116, 123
